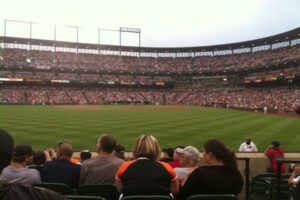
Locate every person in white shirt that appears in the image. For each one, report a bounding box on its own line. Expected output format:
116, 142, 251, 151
239, 139, 258, 152
174, 146, 200, 186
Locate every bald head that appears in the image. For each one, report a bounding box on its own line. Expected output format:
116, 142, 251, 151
57, 143, 73, 159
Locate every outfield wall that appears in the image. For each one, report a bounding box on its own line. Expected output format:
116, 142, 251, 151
73, 152, 300, 177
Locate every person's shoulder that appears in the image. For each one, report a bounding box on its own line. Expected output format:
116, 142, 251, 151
26, 167, 40, 174
111, 156, 125, 164
174, 167, 186, 173
43, 159, 56, 166
82, 157, 97, 165
72, 162, 81, 169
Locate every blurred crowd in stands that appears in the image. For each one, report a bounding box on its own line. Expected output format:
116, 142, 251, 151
0, 87, 299, 113
1, 46, 299, 73
0, 45, 300, 114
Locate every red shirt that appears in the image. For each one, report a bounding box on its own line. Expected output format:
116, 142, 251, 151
168, 159, 181, 168
266, 148, 285, 173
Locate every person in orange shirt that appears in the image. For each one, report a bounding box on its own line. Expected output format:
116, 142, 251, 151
115, 134, 179, 198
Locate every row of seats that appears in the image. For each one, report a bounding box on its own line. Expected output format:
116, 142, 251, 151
33, 183, 238, 200
250, 173, 300, 200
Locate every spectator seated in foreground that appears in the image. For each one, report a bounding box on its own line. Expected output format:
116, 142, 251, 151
41, 142, 81, 188
0, 144, 41, 185
80, 150, 92, 163
115, 134, 179, 197
174, 146, 200, 186
175, 139, 243, 200
80, 134, 124, 185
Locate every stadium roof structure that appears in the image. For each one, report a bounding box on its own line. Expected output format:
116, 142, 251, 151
0, 27, 299, 53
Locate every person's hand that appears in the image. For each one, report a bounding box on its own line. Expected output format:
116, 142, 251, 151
44, 150, 51, 161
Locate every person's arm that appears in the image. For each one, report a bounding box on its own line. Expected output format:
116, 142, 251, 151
264, 145, 273, 156
253, 143, 258, 152
115, 161, 132, 192
170, 176, 179, 194
289, 166, 300, 185
175, 169, 199, 200
44, 150, 51, 161
79, 164, 87, 185
115, 175, 123, 192
160, 161, 179, 194
238, 143, 244, 152
31, 169, 41, 184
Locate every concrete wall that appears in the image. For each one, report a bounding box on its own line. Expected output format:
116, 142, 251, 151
74, 152, 300, 176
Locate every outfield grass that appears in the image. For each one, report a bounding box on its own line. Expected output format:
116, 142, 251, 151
1, 105, 299, 152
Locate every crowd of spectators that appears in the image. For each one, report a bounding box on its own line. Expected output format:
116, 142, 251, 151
244, 67, 300, 82
1, 45, 299, 73
0, 130, 244, 199
1, 45, 299, 115
0, 70, 172, 85
0, 86, 299, 113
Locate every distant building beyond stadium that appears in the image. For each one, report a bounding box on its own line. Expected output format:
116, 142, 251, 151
0, 27, 299, 114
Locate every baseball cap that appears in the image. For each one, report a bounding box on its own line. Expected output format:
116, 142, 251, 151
176, 146, 200, 162
80, 150, 92, 161
246, 139, 252, 145
271, 140, 281, 147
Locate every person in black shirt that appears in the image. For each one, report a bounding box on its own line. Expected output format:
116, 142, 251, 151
176, 139, 243, 200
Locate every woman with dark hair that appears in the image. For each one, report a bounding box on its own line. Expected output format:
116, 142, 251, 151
115, 134, 179, 197
176, 139, 243, 200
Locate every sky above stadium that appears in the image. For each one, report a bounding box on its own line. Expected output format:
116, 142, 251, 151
0, 0, 300, 47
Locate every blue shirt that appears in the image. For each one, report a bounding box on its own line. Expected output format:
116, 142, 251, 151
41, 159, 81, 188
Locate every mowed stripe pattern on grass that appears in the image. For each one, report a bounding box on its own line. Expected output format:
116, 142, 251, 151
0, 105, 299, 151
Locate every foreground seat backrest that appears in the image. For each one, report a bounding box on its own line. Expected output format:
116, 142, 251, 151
77, 184, 119, 200
34, 182, 75, 195
121, 195, 174, 200
185, 194, 238, 200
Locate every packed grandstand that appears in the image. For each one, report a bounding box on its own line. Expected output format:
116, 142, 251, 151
0, 27, 299, 114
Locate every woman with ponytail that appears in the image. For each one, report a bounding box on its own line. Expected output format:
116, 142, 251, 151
176, 139, 243, 200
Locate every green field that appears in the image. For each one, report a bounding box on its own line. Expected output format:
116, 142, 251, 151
1, 105, 299, 152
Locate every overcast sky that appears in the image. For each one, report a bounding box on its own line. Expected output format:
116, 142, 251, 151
0, 0, 300, 47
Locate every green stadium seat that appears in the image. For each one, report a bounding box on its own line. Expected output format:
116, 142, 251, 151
249, 173, 277, 199
264, 178, 290, 200
250, 173, 293, 200
121, 195, 173, 200
77, 184, 119, 200
65, 195, 106, 200
34, 182, 75, 195
185, 194, 238, 200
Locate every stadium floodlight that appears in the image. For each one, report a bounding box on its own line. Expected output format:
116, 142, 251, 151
65, 25, 81, 44
97, 27, 119, 46
119, 27, 141, 53
4, 19, 38, 39
120, 27, 141, 33
4, 19, 39, 51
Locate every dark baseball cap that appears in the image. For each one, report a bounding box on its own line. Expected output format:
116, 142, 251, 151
271, 140, 281, 147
